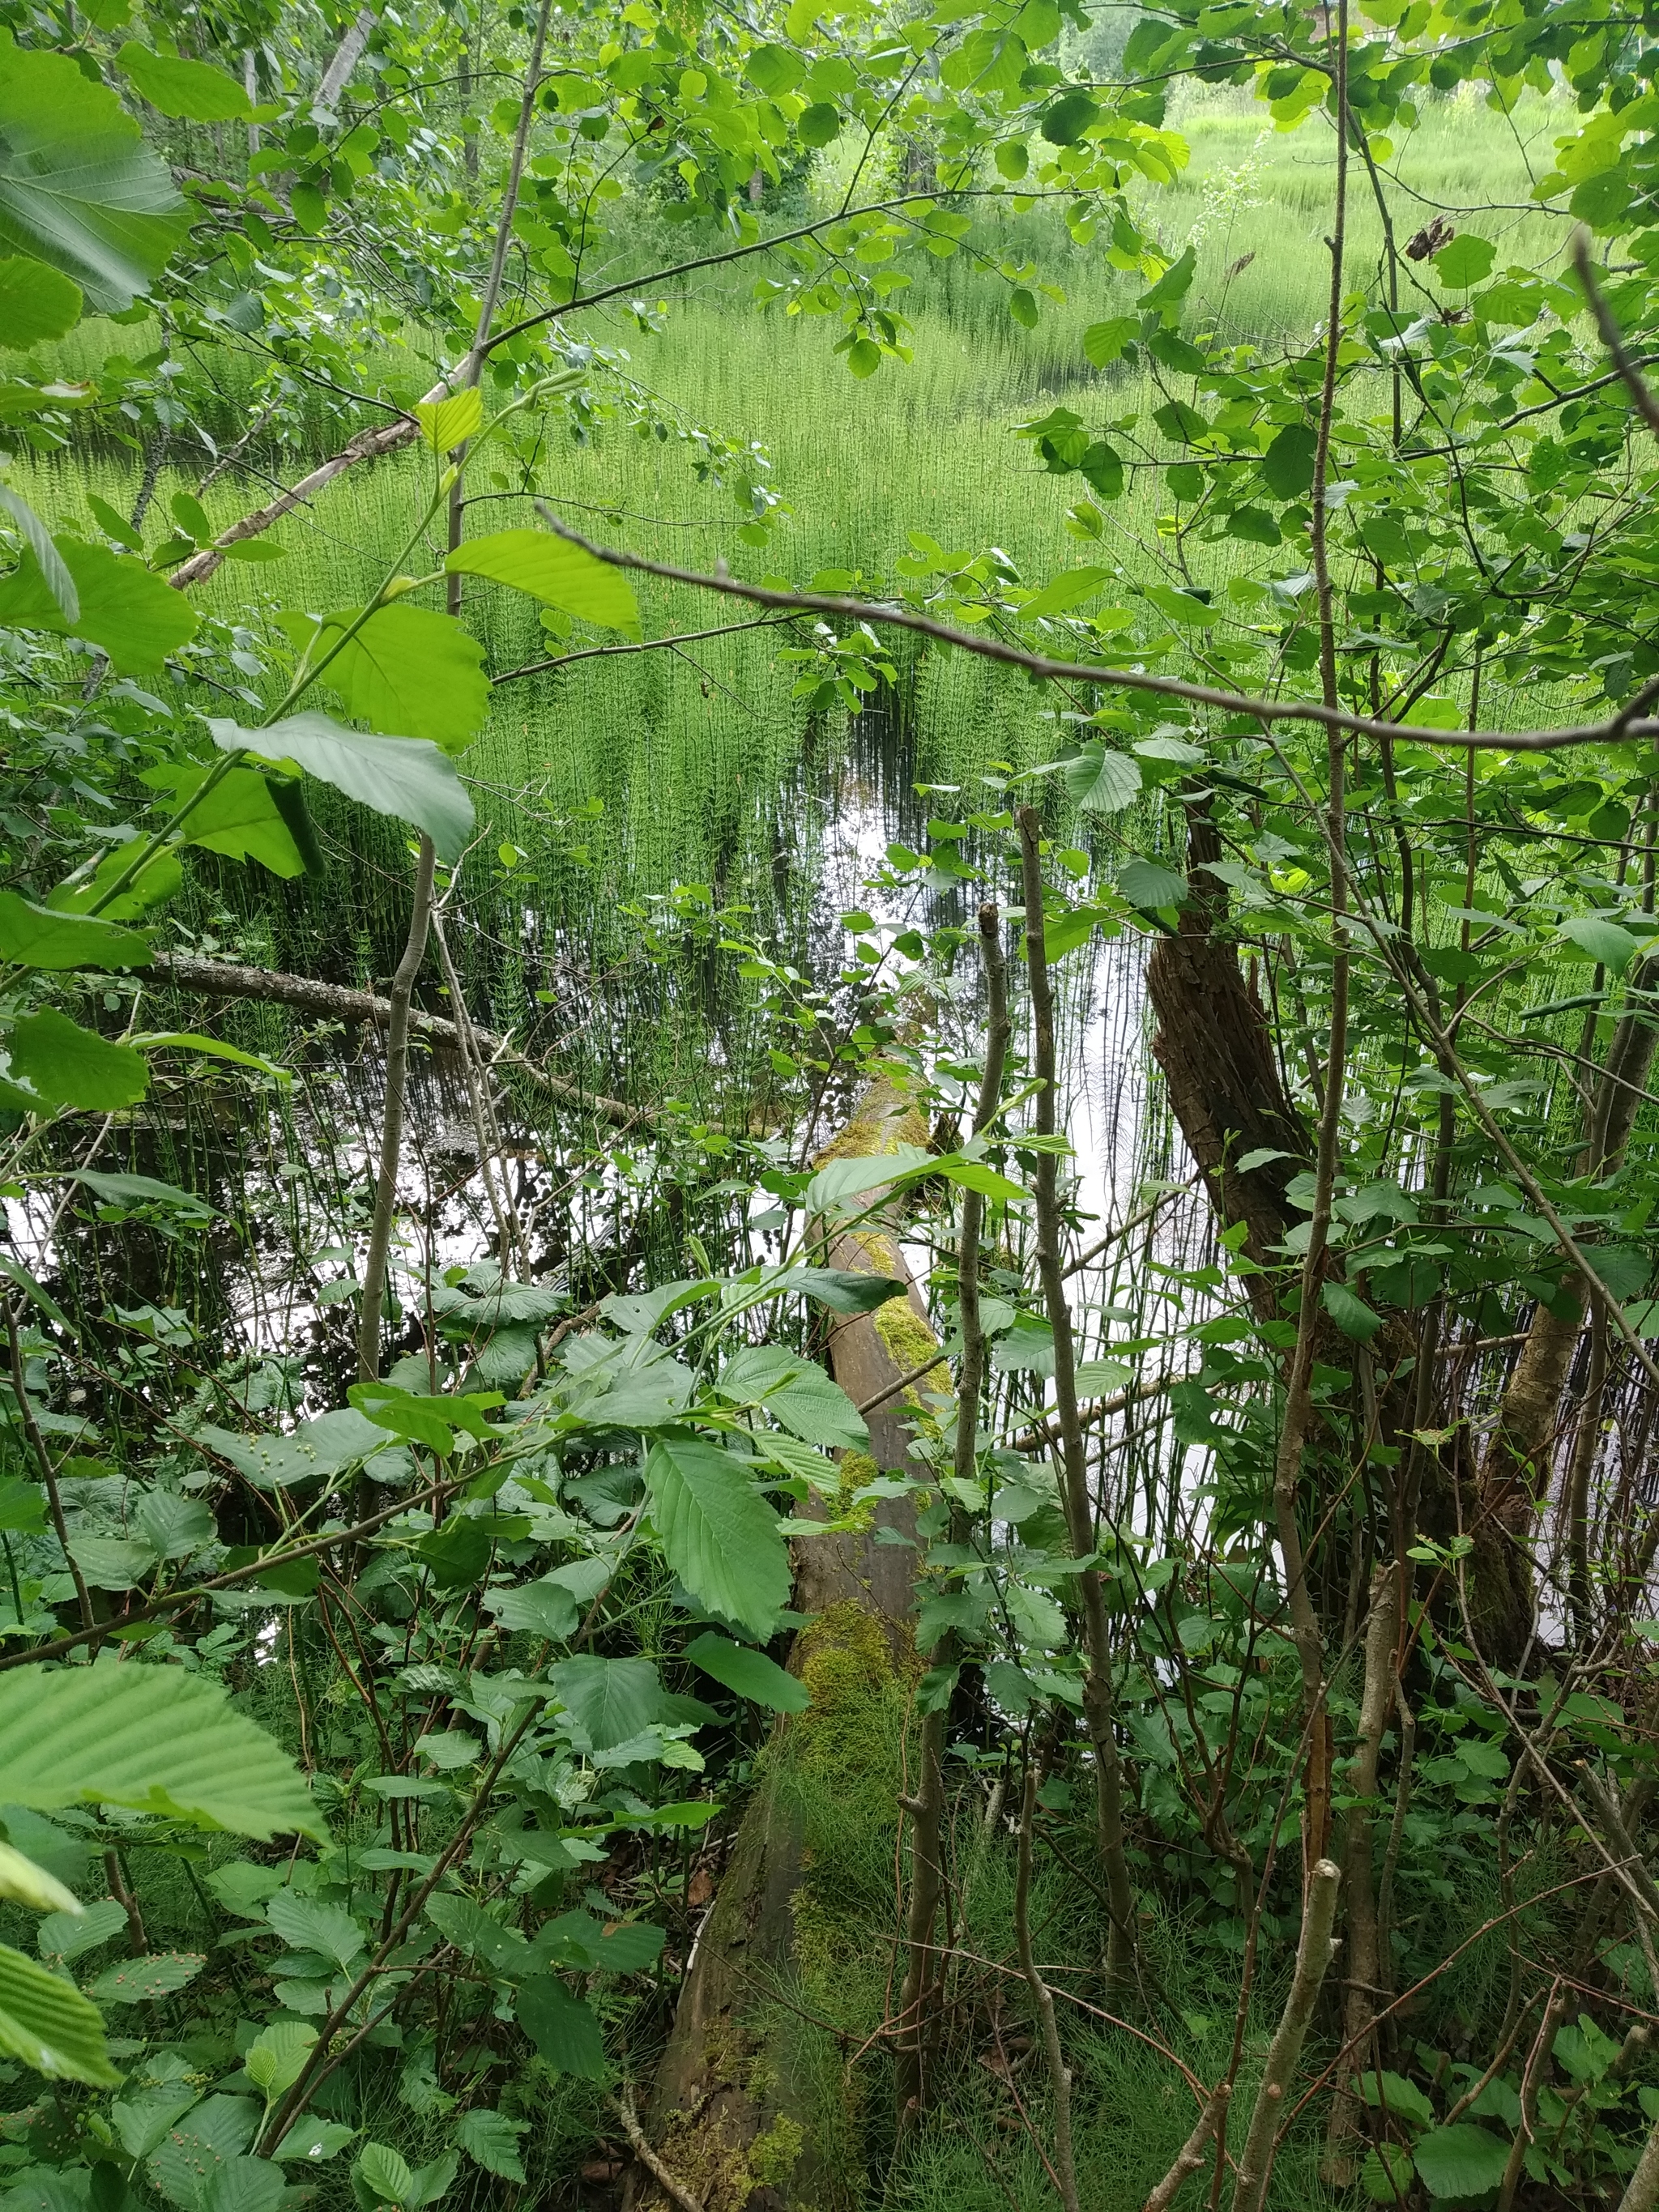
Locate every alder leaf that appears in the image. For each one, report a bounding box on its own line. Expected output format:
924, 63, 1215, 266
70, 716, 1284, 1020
206, 712, 474, 864
0, 1940, 119, 2084
644, 1434, 791, 1639
445, 528, 641, 635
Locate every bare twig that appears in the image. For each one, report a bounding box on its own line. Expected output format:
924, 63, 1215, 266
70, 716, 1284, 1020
612, 2084, 705, 2212
1230, 1858, 1342, 2212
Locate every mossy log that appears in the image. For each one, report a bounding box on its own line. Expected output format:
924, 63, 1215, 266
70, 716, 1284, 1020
626, 1066, 938, 2212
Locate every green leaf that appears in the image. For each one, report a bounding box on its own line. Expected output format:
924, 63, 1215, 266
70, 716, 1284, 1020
644, 1434, 791, 1639
5, 1009, 148, 1110
1260, 422, 1317, 499
354, 2146, 413, 2210
772, 1266, 909, 1315
1323, 1281, 1384, 1342
1063, 744, 1141, 814
683, 1631, 810, 1713
1560, 916, 1639, 970
0, 487, 76, 620
129, 1032, 290, 1083
802, 1143, 932, 1218
266, 1892, 363, 1970
37, 1893, 125, 1964
455, 2110, 527, 2183
206, 712, 474, 865
746, 43, 804, 95
89, 1950, 204, 2004
191, 1407, 399, 1490
935, 1152, 1026, 1201
70, 1536, 156, 1590
202, 2157, 284, 2212
445, 528, 641, 636
292, 604, 490, 753
0, 1664, 323, 1838
0, 1476, 46, 1533
1432, 233, 1495, 288
1039, 90, 1098, 143
245, 2022, 318, 2102
1144, 582, 1218, 625
1009, 286, 1038, 329
798, 100, 841, 146
485, 1578, 579, 1640
141, 762, 305, 879
0, 893, 150, 970
1019, 566, 1113, 620
1413, 2122, 1511, 2198
1120, 858, 1188, 909
0, 32, 188, 310
1137, 245, 1196, 310
0, 539, 197, 673
721, 1345, 868, 1448
1083, 315, 1137, 368
548, 1655, 667, 1752
413, 387, 481, 452
0, 1841, 76, 1915
147, 2097, 259, 2212
0, 1939, 118, 2085
273, 2116, 356, 2164
514, 1976, 607, 2077
117, 44, 249, 120
0, 259, 82, 349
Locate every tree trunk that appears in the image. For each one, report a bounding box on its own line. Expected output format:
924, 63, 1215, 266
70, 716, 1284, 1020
1146, 801, 1309, 1313
626, 1067, 937, 2211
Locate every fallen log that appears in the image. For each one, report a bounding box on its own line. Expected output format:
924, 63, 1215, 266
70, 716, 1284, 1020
150, 954, 644, 1127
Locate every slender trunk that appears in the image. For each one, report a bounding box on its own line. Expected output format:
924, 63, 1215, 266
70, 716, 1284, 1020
1324, 1566, 1397, 2180
1015, 1759, 1080, 2212
1230, 1859, 1342, 2212
316, 4, 378, 111
356, 836, 437, 1383
1141, 2086, 1228, 2212
1017, 808, 1137, 1999
896, 903, 1009, 2125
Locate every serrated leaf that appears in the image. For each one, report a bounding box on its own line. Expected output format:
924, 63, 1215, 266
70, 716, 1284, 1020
142, 762, 305, 880
244, 2021, 318, 2100
355, 2144, 414, 2207
70, 1536, 156, 1590
1018, 566, 1112, 620
644, 1434, 791, 1639
273, 2116, 355, 2164
485, 1578, 579, 1640
770, 1266, 909, 1314
202, 2157, 284, 2212
683, 1632, 810, 1713
1431, 233, 1495, 288
37, 1897, 126, 1960
1261, 421, 1316, 499
0, 539, 196, 672
414, 387, 481, 452
548, 1655, 667, 1752
118, 44, 249, 120
265, 1892, 364, 1969
206, 711, 473, 864
801, 1143, 932, 1218
1412, 2122, 1510, 2197
5, 1009, 147, 1110
73, 1169, 212, 1218
293, 603, 489, 753
0, 486, 75, 620
1323, 1281, 1384, 1342
455, 2109, 527, 2182
0, 1664, 323, 1838
191, 1407, 398, 1490
0, 1939, 118, 2084
0, 260, 82, 351
1062, 744, 1141, 814
1120, 858, 1188, 910
445, 528, 641, 636
147, 2097, 259, 2212
1560, 916, 1639, 971
90, 1950, 203, 2004
0, 34, 188, 310
514, 1975, 606, 2076
0, 893, 149, 970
